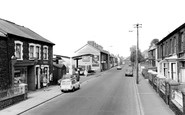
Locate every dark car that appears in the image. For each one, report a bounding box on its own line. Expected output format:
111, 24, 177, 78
78, 68, 84, 75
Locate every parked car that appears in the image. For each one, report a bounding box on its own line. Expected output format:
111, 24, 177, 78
117, 66, 122, 70
125, 67, 133, 76
60, 74, 80, 92
77, 67, 84, 75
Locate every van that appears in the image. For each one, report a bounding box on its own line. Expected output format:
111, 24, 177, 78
60, 74, 80, 92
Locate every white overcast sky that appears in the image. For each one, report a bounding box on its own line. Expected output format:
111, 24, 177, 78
1, 0, 185, 57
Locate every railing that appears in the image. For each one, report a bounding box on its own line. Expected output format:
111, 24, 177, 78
159, 80, 166, 93
172, 90, 183, 107
146, 69, 184, 114
0, 84, 27, 101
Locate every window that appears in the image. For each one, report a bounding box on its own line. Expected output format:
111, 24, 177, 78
170, 39, 172, 54
163, 43, 165, 57
36, 46, 40, 59
29, 45, 34, 59
174, 37, 176, 53
15, 41, 23, 60
43, 46, 48, 60
180, 32, 184, 52
29, 43, 41, 60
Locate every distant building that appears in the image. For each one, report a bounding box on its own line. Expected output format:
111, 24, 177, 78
74, 41, 110, 72
148, 43, 158, 71
53, 55, 68, 84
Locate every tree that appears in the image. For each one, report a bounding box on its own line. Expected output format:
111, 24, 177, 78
149, 38, 159, 48
130, 45, 144, 63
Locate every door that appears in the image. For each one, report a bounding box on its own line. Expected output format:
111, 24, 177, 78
35, 66, 40, 89
171, 63, 177, 82
180, 69, 185, 82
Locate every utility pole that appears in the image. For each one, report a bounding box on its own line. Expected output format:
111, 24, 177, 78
134, 23, 142, 84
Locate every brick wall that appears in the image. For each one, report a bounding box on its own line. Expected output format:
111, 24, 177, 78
0, 37, 10, 90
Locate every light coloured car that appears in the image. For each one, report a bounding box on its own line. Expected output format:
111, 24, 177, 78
117, 66, 122, 70
60, 74, 80, 92
125, 67, 133, 76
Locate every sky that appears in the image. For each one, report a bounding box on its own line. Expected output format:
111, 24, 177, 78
1, 0, 185, 57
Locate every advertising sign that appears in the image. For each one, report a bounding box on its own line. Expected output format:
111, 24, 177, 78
82, 56, 90, 62
92, 55, 99, 67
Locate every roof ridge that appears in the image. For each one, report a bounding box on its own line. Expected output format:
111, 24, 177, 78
0, 18, 26, 28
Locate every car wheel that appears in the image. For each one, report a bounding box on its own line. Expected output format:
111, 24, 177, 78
78, 84, 80, 89
72, 87, 75, 92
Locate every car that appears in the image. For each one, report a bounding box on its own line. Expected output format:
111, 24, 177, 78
77, 67, 84, 75
125, 67, 133, 76
117, 66, 122, 70
60, 74, 80, 92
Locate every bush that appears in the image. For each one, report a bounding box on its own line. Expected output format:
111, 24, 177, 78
142, 68, 149, 79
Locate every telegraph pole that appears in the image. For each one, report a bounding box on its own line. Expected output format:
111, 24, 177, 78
134, 23, 142, 84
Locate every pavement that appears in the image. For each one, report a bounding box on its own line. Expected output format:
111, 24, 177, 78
0, 68, 175, 115
136, 73, 175, 115
0, 72, 102, 115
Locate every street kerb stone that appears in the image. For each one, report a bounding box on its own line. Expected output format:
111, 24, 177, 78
133, 78, 145, 115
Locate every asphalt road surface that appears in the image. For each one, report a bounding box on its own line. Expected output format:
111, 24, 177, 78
22, 65, 140, 115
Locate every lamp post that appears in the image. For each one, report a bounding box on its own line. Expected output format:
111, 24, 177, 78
134, 23, 142, 84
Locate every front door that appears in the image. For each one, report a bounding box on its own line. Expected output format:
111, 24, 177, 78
35, 66, 40, 89
171, 63, 177, 82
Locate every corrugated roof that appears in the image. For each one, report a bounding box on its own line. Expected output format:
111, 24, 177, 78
0, 19, 54, 45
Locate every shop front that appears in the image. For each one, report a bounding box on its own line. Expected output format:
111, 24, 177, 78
13, 60, 35, 91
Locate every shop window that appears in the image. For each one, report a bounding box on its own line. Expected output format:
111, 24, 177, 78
14, 68, 27, 86
15, 41, 23, 60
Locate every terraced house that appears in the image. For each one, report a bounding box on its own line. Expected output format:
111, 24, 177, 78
157, 23, 185, 83
0, 19, 55, 94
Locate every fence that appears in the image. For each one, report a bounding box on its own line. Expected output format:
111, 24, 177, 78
146, 70, 185, 115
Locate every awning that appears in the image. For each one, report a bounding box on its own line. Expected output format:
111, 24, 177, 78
72, 54, 94, 60
165, 55, 178, 61
14, 60, 35, 67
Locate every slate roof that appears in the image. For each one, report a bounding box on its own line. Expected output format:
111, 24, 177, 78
75, 43, 109, 54
0, 19, 54, 45
157, 22, 185, 45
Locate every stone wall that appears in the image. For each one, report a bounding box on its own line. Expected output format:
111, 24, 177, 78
0, 94, 27, 110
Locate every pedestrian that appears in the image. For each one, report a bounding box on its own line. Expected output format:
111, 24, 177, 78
43, 75, 48, 91
40, 73, 44, 88
84, 69, 88, 77
76, 68, 80, 81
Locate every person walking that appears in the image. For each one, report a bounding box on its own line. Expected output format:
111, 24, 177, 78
43, 74, 48, 91
84, 69, 88, 77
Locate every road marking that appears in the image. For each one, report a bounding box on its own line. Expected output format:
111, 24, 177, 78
133, 79, 145, 115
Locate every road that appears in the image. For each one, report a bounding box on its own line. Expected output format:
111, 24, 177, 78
22, 65, 140, 115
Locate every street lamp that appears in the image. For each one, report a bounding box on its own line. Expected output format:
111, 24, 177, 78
134, 23, 142, 84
